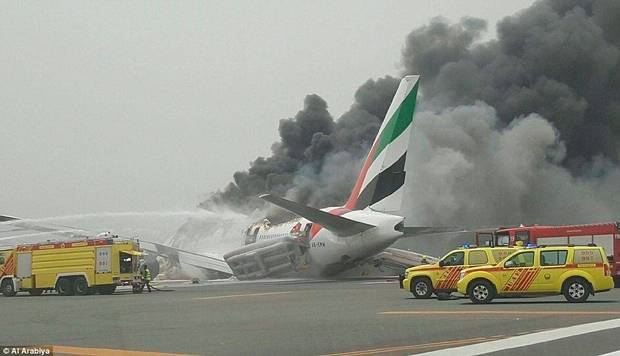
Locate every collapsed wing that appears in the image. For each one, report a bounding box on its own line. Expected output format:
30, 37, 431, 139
139, 240, 232, 276
259, 194, 375, 236
367, 247, 439, 271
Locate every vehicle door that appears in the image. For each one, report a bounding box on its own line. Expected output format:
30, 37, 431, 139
530, 249, 568, 292
498, 251, 536, 293
435, 251, 465, 289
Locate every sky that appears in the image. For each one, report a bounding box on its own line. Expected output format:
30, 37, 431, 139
0, 0, 536, 218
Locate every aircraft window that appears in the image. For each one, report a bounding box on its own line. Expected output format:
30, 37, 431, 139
540, 250, 567, 266
515, 231, 530, 245
468, 250, 488, 265
505, 251, 534, 268
119, 252, 133, 274
441, 251, 465, 266
496, 232, 510, 246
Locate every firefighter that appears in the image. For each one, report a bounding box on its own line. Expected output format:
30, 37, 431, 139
142, 264, 152, 293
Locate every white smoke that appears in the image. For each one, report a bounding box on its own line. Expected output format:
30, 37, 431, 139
403, 102, 620, 227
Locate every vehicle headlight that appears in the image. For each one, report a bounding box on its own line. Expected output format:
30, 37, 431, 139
459, 271, 466, 280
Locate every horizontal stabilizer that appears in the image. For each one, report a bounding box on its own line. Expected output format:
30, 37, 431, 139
402, 226, 467, 237
259, 194, 375, 237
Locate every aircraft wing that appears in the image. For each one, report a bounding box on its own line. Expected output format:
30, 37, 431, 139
139, 240, 232, 276
259, 194, 375, 236
367, 247, 439, 271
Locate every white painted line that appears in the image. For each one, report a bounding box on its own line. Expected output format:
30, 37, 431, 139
360, 281, 396, 285
414, 318, 620, 356
598, 351, 620, 356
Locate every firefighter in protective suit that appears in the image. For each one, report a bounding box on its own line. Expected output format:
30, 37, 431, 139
142, 264, 152, 293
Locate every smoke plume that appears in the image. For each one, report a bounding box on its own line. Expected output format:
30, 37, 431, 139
200, 0, 620, 227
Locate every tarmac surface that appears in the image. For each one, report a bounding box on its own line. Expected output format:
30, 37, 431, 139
1, 279, 619, 355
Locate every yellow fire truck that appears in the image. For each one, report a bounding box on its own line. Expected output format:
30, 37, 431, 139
0, 237, 143, 296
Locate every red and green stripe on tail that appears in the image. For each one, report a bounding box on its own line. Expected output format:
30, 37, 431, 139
345, 75, 420, 212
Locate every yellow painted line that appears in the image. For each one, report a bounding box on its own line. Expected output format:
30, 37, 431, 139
193, 291, 293, 301
53, 345, 185, 355
323, 336, 493, 356
378, 310, 620, 316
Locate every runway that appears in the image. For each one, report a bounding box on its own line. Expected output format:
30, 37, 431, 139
1, 279, 619, 355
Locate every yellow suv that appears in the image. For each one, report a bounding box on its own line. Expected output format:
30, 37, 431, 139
457, 245, 614, 304
401, 246, 517, 298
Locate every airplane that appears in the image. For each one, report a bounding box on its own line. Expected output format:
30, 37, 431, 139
0, 75, 452, 281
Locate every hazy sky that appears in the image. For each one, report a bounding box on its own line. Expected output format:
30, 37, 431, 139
1, 1, 536, 218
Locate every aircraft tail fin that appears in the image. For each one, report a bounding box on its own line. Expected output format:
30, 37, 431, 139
260, 194, 375, 237
344, 75, 420, 213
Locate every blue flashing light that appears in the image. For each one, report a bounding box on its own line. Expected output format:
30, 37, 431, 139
525, 243, 537, 248
462, 244, 470, 249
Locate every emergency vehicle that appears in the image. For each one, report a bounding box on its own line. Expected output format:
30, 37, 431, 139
474, 222, 620, 283
457, 245, 615, 303
400, 246, 518, 298
0, 236, 143, 296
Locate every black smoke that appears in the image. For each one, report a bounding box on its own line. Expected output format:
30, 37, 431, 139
201, 76, 400, 214
201, 0, 620, 226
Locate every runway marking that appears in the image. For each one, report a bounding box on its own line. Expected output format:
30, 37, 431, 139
378, 310, 620, 316
599, 351, 620, 356
53, 345, 183, 355
193, 291, 293, 300
414, 317, 620, 355
322, 336, 493, 356
359, 281, 396, 285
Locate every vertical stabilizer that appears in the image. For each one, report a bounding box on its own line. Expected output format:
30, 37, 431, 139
344, 75, 420, 212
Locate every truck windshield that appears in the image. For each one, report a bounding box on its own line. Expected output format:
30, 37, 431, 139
120, 252, 133, 274
496, 232, 510, 246
477, 233, 493, 246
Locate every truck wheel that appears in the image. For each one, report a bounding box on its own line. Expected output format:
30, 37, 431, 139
73, 277, 89, 296
411, 277, 433, 299
56, 278, 74, 296
468, 280, 495, 304
97, 285, 116, 295
29, 289, 44, 296
563, 277, 590, 303
1, 280, 16, 297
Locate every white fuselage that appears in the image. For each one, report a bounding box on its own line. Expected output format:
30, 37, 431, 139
245, 208, 404, 276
